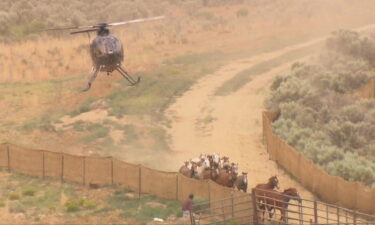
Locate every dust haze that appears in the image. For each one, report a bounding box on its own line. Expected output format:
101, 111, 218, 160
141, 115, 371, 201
1, 0, 375, 223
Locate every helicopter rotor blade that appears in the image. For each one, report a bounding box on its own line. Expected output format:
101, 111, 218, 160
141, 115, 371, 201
43, 16, 165, 33
70, 28, 100, 35
43, 25, 95, 32
106, 16, 165, 27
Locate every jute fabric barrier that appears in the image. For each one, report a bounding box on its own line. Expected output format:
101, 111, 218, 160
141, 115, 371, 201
298, 157, 315, 191
336, 177, 357, 209
112, 159, 140, 192
141, 166, 177, 200
62, 153, 84, 184
85, 157, 112, 186
43, 151, 62, 179
8, 144, 43, 177
263, 111, 375, 214
315, 168, 338, 203
356, 183, 375, 214
0, 143, 8, 168
177, 173, 210, 202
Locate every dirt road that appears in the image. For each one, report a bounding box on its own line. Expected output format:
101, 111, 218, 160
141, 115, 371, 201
165, 25, 375, 201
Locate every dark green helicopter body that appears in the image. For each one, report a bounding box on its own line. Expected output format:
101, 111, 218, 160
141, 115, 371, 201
46, 16, 164, 91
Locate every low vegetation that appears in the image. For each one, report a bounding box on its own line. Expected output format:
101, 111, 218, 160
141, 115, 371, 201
0, 171, 182, 223
102, 189, 182, 223
266, 30, 375, 186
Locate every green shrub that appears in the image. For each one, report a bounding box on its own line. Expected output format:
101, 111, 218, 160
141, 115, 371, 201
9, 192, 20, 200
0, 201, 5, 207
22, 189, 36, 196
82, 199, 97, 209
192, 196, 209, 212
65, 200, 81, 212
267, 30, 375, 186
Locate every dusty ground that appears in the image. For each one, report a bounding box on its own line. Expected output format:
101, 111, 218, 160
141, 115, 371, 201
165, 24, 375, 202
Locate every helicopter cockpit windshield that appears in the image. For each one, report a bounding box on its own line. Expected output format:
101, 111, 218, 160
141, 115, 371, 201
90, 35, 123, 68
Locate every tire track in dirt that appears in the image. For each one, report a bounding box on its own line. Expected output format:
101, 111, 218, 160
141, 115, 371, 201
165, 24, 375, 201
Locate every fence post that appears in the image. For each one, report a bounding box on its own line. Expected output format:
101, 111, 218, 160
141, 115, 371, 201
337, 207, 340, 225
139, 165, 142, 199
42, 151, 45, 178
353, 210, 357, 225
231, 193, 234, 219
61, 153, 64, 183
111, 157, 114, 185
313, 200, 318, 225
82, 157, 86, 185
7, 144, 10, 171
176, 174, 179, 201
251, 189, 259, 225
299, 200, 303, 225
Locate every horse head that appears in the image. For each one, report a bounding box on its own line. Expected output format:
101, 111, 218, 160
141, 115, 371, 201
283, 188, 301, 203
212, 153, 220, 163
231, 163, 239, 174
203, 157, 210, 169
269, 176, 279, 189
242, 172, 248, 184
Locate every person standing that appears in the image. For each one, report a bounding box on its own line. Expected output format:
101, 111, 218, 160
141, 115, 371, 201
182, 194, 194, 217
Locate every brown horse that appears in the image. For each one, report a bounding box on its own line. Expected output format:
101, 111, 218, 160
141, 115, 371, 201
263, 188, 301, 223
216, 165, 238, 188
179, 161, 195, 178
254, 176, 280, 220
202, 167, 219, 181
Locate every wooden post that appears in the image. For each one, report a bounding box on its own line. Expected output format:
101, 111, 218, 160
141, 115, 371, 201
353, 210, 357, 225
221, 200, 226, 221
42, 151, 45, 178
138, 165, 142, 199
251, 189, 259, 225
7, 144, 10, 171
176, 174, 179, 201
231, 193, 234, 220
337, 207, 340, 225
61, 154, 64, 183
313, 201, 318, 225
111, 157, 114, 185
82, 157, 86, 185
326, 205, 329, 224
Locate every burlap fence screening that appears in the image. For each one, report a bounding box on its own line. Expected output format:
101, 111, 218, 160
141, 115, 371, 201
0, 143, 249, 207
263, 111, 375, 215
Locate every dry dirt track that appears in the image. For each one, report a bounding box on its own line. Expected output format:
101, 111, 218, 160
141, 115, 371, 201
165, 24, 375, 201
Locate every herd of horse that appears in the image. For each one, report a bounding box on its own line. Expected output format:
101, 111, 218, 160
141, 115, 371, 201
179, 153, 248, 192
179, 154, 302, 223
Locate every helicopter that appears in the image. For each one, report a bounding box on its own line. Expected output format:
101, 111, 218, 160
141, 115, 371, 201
46, 16, 165, 92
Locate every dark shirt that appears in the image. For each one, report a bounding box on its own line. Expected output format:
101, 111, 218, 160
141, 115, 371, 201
182, 198, 193, 211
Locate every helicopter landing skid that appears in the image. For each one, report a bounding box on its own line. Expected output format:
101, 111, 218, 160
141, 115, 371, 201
116, 65, 140, 86
82, 66, 101, 92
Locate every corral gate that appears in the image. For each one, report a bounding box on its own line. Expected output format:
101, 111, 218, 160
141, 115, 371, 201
191, 189, 375, 225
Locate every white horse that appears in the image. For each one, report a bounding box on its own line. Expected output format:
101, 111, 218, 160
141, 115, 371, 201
193, 159, 210, 179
